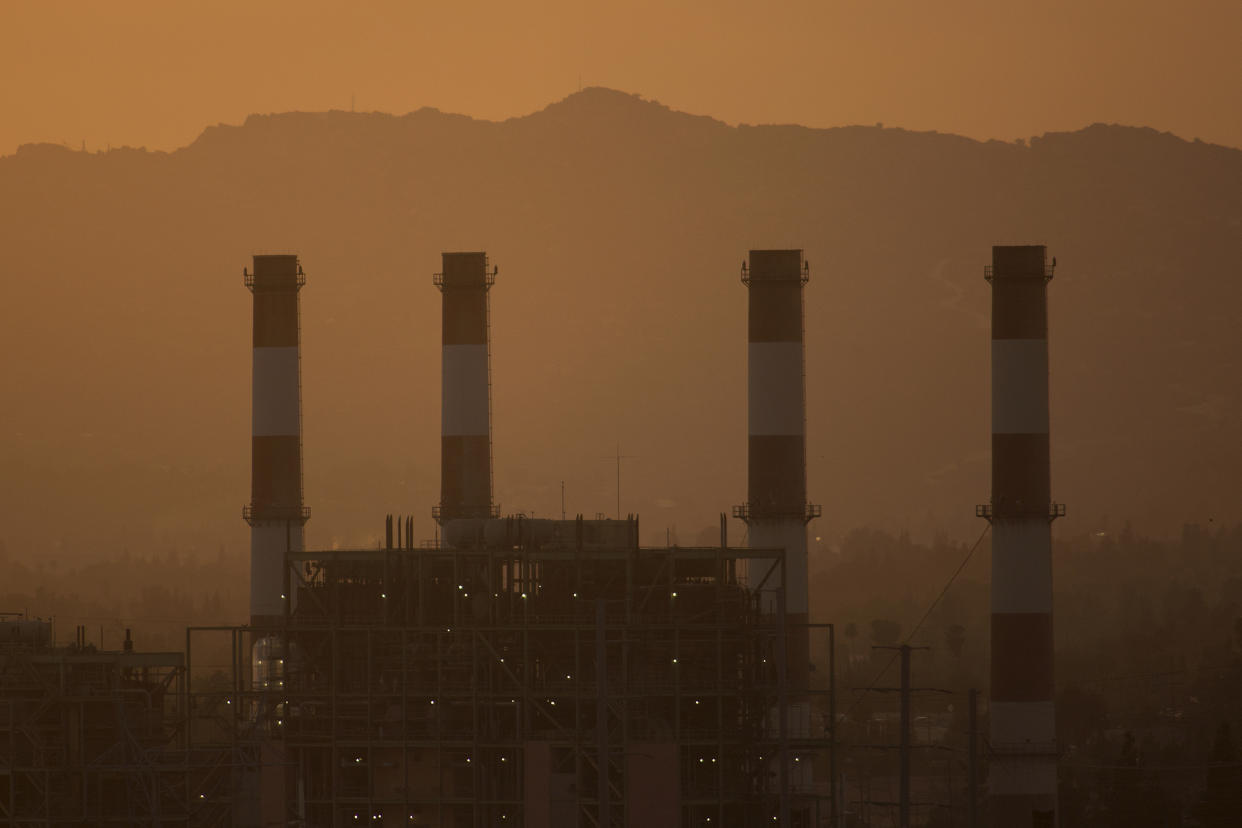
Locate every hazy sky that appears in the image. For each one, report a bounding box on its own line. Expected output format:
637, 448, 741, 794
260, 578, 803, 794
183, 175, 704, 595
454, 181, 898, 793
3, 0, 1241, 156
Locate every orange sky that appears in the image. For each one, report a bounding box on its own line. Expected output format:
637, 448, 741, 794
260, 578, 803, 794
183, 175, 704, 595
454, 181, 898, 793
3, 0, 1241, 156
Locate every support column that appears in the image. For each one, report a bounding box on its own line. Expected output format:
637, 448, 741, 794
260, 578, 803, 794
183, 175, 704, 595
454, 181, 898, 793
983, 245, 1058, 827
737, 249, 817, 689
435, 252, 496, 523
736, 249, 820, 822
244, 254, 308, 626
242, 253, 306, 828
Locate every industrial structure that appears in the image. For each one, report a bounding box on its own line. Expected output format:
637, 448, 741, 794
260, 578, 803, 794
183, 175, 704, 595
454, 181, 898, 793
735, 250, 822, 680
735, 249, 824, 818
244, 252, 309, 627
0, 619, 243, 827
188, 517, 834, 826
1, 242, 1066, 826
180, 250, 833, 827
243, 253, 310, 827
979, 245, 1059, 827
434, 251, 498, 523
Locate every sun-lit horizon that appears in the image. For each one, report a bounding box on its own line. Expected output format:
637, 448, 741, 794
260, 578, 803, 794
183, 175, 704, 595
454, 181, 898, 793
4, 0, 1242, 157
9, 83, 1241, 161
5, 4, 1242, 825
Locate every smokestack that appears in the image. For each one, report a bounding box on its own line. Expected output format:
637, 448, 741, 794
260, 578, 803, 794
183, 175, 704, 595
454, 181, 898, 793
244, 254, 308, 626
983, 245, 1058, 826
435, 252, 496, 523
737, 249, 818, 687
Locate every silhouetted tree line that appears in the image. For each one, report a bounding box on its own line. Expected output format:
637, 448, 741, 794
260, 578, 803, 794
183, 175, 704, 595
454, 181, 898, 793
0, 538, 246, 652
810, 521, 1242, 826
3, 519, 1241, 823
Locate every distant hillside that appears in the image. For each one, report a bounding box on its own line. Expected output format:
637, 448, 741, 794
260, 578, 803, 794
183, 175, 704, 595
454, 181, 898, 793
2, 87, 1240, 572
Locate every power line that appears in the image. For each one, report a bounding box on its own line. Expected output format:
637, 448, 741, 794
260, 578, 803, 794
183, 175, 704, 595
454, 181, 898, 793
846, 522, 991, 718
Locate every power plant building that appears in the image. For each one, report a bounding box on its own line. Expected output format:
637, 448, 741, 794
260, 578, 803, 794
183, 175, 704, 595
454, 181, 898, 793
0, 622, 244, 826
179, 250, 834, 827
1, 241, 1066, 827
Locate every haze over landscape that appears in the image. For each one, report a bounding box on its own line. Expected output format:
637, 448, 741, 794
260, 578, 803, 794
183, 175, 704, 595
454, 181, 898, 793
6, 1, 1242, 155
2, 87, 1240, 567
6, 4, 1242, 824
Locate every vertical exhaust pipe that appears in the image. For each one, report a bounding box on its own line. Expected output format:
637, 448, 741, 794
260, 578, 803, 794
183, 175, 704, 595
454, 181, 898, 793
735, 249, 819, 688
982, 245, 1058, 827
242, 254, 305, 828
244, 254, 308, 626
435, 252, 496, 523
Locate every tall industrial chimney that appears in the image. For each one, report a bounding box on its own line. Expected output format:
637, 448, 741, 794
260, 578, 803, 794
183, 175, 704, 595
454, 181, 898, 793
244, 254, 308, 626
435, 252, 496, 523
736, 249, 819, 688
983, 245, 1058, 826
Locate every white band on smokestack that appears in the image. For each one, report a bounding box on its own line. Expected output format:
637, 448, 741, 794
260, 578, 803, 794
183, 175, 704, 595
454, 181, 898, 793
748, 342, 805, 437
436, 252, 495, 522
245, 254, 307, 624
985, 244, 1058, 826
252, 348, 301, 436
442, 345, 490, 435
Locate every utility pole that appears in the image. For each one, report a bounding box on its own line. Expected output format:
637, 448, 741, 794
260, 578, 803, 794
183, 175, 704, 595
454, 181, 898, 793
597, 600, 610, 827
777, 589, 791, 828
900, 646, 911, 828
968, 688, 979, 828
829, 623, 838, 827
601, 443, 635, 520
873, 644, 930, 828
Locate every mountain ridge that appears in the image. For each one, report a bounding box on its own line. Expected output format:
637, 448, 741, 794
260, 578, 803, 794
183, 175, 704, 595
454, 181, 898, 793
1, 86, 1239, 567
7, 87, 1240, 163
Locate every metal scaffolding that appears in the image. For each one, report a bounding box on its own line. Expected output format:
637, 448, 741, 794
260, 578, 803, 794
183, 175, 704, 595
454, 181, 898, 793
187, 516, 834, 827
0, 623, 248, 827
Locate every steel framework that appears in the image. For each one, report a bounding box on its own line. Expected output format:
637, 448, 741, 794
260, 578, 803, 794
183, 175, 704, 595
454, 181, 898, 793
0, 632, 250, 827
187, 517, 834, 827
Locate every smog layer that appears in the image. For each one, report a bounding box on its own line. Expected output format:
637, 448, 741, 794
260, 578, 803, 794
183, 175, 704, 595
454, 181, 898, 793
2, 87, 1240, 564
